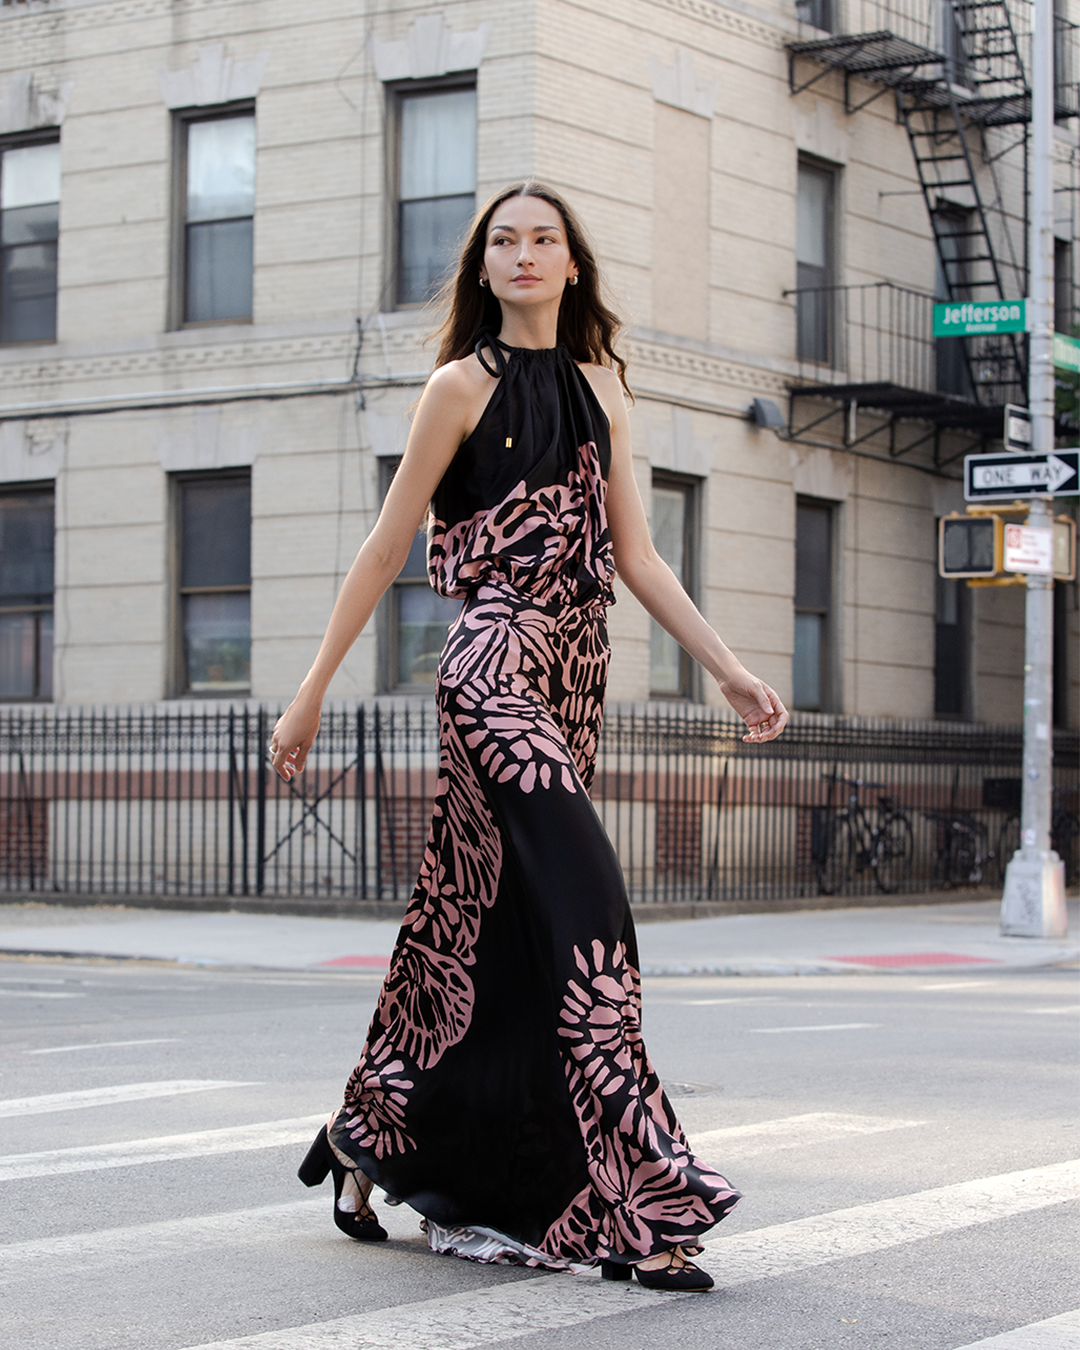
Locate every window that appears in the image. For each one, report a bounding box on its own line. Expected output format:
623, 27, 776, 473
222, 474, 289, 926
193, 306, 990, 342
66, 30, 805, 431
176, 110, 255, 325
795, 160, 835, 365
394, 83, 476, 305
378, 460, 460, 690
1055, 238, 1074, 337
173, 473, 251, 694
938, 0, 972, 88
0, 139, 60, 344
0, 485, 54, 700
934, 208, 974, 398
795, 0, 834, 32
793, 498, 834, 712
649, 474, 699, 698
934, 572, 969, 718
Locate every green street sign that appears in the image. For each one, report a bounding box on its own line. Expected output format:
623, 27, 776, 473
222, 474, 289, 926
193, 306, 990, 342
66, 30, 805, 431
932, 299, 1027, 336
1054, 331, 1080, 374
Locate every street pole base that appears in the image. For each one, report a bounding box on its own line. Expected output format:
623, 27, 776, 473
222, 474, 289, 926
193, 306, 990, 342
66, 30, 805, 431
1000, 852, 1068, 938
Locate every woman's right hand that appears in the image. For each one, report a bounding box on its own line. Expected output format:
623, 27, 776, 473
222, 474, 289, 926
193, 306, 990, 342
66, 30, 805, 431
269, 695, 321, 782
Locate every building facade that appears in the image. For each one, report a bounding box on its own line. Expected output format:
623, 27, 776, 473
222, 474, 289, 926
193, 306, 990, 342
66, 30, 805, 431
0, 0, 1077, 726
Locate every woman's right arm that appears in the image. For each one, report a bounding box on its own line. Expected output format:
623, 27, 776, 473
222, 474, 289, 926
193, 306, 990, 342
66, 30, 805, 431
268, 362, 482, 781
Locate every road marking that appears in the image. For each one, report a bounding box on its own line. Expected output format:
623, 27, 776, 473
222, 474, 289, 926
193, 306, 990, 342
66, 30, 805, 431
0, 976, 76, 984
152, 1159, 1080, 1350
24, 1038, 182, 1055
697, 1158, 1080, 1279
1023, 1006, 1080, 1016
0, 988, 84, 999
657, 997, 789, 1006
750, 1022, 881, 1033
948, 1309, 1080, 1348
0, 1114, 324, 1181
917, 980, 998, 991
690, 1112, 924, 1160
825, 953, 999, 967
0, 1080, 258, 1120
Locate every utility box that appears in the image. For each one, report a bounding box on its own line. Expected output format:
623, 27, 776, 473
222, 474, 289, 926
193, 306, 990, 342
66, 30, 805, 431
938, 513, 1004, 578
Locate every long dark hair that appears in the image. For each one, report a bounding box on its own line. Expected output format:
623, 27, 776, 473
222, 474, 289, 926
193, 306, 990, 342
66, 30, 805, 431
432, 181, 631, 397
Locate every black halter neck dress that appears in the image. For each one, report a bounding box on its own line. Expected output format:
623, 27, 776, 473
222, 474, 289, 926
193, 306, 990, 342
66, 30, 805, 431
330, 336, 741, 1269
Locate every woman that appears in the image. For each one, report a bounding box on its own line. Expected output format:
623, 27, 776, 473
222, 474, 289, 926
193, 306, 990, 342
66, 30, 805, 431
273, 181, 788, 1292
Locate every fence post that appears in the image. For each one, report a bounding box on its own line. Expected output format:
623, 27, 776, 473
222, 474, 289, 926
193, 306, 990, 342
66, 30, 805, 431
357, 707, 368, 900
256, 707, 267, 896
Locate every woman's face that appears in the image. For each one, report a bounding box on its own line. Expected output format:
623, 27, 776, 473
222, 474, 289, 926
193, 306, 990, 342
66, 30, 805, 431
479, 195, 578, 306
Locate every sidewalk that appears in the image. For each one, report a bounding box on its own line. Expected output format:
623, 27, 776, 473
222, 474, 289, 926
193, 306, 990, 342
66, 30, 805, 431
0, 895, 1075, 975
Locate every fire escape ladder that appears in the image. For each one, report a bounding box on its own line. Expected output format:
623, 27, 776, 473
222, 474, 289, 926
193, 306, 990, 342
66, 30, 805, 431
896, 0, 1030, 406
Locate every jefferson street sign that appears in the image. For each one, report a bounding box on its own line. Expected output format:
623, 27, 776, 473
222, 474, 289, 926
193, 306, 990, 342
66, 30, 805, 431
933, 299, 1027, 336
1054, 331, 1080, 373
964, 450, 1080, 501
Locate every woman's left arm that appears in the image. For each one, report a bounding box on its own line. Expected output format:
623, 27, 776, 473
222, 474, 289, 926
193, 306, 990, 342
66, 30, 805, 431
594, 369, 788, 743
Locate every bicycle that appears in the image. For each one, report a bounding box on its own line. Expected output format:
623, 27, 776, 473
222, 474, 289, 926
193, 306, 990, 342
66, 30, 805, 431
815, 773, 914, 895
924, 809, 990, 888
993, 791, 1080, 887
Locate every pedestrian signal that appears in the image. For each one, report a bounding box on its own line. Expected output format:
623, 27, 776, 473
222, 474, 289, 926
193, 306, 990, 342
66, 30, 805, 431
938, 513, 1003, 578
1054, 515, 1076, 581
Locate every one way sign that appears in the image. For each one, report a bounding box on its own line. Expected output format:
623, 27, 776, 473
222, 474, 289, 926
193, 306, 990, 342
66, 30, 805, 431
964, 450, 1080, 501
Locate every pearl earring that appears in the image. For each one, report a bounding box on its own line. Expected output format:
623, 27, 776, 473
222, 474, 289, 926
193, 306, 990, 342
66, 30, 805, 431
479, 276, 488, 288
568, 276, 578, 286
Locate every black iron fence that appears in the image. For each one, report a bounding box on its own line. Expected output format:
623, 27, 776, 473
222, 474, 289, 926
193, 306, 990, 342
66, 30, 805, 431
0, 703, 1076, 906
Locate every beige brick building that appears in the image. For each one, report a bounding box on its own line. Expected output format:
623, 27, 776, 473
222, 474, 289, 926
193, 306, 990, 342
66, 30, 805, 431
0, 0, 1077, 726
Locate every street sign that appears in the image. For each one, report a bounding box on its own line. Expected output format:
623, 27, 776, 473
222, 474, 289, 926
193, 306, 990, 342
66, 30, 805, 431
1003, 523, 1054, 574
933, 299, 1027, 337
938, 514, 1003, 577
1003, 403, 1031, 452
1054, 331, 1080, 374
964, 449, 1080, 501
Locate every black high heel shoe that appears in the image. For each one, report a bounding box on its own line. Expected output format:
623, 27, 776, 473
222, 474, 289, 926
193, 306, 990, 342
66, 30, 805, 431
297, 1124, 388, 1242
601, 1250, 714, 1292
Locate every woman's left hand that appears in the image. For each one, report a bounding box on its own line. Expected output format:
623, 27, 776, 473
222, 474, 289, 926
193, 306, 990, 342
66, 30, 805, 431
717, 670, 789, 743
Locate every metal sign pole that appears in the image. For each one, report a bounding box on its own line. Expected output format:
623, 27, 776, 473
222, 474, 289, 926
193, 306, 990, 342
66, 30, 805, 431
1000, 0, 1067, 938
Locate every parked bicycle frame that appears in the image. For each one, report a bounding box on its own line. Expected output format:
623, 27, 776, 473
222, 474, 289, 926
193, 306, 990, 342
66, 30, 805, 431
814, 771, 914, 895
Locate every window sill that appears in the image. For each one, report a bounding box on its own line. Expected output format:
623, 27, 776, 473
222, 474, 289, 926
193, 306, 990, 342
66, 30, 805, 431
174, 318, 254, 331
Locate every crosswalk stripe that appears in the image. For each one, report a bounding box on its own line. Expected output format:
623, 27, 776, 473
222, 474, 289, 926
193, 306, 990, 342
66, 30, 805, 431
0, 1115, 324, 1181
0, 1198, 329, 1279
949, 1310, 1080, 1348
696, 1158, 1080, 1275
130, 1158, 1078, 1350
0, 1080, 259, 1120
692, 1111, 925, 1159
23, 1038, 182, 1055
0, 988, 84, 999
750, 1022, 881, 1033
0, 1110, 909, 1182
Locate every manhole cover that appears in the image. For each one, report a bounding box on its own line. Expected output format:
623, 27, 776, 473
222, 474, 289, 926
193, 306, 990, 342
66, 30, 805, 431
665, 1080, 722, 1097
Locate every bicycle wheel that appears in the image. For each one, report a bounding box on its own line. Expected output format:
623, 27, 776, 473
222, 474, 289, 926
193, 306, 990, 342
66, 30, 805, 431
818, 817, 854, 895
874, 813, 913, 894
994, 814, 1020, 884
950, 821, 989, 886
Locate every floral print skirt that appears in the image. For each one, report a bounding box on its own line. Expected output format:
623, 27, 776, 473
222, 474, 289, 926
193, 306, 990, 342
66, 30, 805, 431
329, 581, 741, 1268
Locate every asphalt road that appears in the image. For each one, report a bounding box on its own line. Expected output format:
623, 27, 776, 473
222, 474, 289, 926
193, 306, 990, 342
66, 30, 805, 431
0, 957, 1077, 1350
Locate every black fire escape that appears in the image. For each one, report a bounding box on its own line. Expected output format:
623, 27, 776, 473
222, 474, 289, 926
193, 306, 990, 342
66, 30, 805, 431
786, 0, 1080, 464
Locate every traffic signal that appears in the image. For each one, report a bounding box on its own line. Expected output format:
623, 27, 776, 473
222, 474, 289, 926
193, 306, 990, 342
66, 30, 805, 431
938, 513, 1004, 578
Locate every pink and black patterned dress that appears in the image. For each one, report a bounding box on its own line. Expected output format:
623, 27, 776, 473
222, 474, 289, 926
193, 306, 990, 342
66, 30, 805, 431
330, 337, 740, 1269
